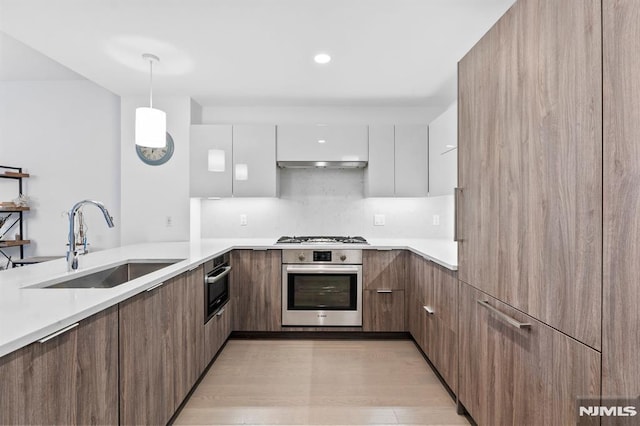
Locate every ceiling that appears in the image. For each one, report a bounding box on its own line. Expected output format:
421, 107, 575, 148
0, 0, 514, 107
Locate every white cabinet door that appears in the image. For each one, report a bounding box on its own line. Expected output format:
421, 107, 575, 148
365, 125, 395, 197
190, 125, 232, 198
394, 125, 428, 197
232, 125, 278, 197
276, 124, 368, 162
428, 104, 457, 196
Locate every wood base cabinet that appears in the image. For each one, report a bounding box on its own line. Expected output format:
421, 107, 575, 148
204, 300, 233, 365
0, 307, 118, 425
363, 250, 406, 332
232, 250, 281, 331
458, 282, 601, 426
119, 270, 204, 425
407, 253, 457, 393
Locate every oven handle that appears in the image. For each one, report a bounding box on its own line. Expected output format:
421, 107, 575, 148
205, 265, 232, 284
285, 265, 361, 274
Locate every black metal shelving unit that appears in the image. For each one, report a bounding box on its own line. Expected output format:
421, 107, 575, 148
0, 165, 30, 268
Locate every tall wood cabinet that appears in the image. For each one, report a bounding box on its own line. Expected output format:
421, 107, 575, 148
603, 1, 640, 423
458, 0, 602, 350
457, 0, 605, 423
0, 307, 119, 425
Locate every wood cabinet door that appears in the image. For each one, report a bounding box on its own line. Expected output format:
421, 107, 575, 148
425, 262, 457, 393
458, 282, 601, 426
603, 0, 640, 421
173, 269, 204, 407
119, 282, 174, 426
406, 253, 425, 346
363, 289, 405, 332
232, 249, 282, 331
0, 307, 118, 425
458, 0, 602, 349
363, 250, 406, 291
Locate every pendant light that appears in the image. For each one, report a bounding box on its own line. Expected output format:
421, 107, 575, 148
135, 53, 166, 148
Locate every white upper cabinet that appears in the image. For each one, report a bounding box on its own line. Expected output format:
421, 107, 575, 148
428, 103, 457, 196
190, 125, 233, 198
365, 125, 395, 196
190, 124, 278, 198
232, 125, 278, 197
365, 125, 428, 197
276, 125, 368, 164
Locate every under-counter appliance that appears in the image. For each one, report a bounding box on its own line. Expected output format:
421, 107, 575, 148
204, 253, 231, 323
282, 249, 363, 326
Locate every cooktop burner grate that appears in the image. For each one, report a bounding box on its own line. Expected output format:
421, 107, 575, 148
276, 236, 368, 244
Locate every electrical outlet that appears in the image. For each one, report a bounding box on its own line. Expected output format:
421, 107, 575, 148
374, 214, 385, 226
432, 215, 440, 225
240, 214, 248, 226
166, 216, 172, 227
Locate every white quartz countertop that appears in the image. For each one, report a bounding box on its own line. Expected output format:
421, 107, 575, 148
0, 237, 456, 357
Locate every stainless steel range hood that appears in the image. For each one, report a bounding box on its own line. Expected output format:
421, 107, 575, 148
277, 160, 367, 169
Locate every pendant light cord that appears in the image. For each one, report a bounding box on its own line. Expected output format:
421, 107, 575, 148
149, 58, 153, 109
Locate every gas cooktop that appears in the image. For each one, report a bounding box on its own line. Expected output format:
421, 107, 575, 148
276, 236, 368, 244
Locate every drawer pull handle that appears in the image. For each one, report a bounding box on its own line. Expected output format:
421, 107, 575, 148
146, 281, 165, 292
477, 300, 531, 329
376, 289, 393, 293
423, 305, 435, 315
38, 323, 79, 343
216, 307, 226, 317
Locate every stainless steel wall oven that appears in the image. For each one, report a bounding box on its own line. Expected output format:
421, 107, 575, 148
282, 249, 362, 326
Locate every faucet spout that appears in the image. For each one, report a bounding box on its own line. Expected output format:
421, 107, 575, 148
67, 200, 115, 271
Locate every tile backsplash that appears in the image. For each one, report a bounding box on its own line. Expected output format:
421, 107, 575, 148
199, 168, 454, 240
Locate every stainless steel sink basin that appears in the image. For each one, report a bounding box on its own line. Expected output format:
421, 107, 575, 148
36, 260, 183, 289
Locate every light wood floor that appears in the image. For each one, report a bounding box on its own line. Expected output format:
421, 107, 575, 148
174, 339, 470, 425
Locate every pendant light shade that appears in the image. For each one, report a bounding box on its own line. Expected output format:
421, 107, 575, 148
208, 149, 226, 172
135, 107, 166, 148
135, 53, 166, 148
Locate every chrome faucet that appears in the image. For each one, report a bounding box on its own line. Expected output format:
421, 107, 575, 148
67, 200, 115, 271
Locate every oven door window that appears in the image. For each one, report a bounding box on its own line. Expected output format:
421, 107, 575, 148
287, 273, 357, 310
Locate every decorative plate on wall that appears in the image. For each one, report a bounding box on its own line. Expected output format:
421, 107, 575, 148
136, 132, 174, 166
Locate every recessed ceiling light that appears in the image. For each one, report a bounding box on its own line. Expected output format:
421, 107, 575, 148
318, 139, 326, 144
314, 53, 331, 64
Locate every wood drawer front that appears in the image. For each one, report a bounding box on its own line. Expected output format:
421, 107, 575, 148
458, 282, 601, 426
363, 250, 406, 290
363, 289, 405, 332
204, 301, 232, 364
0, 307, 118, 425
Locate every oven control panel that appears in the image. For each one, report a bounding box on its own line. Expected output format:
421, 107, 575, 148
283, 249, 362, 264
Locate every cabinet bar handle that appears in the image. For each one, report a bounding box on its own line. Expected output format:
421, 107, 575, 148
205, 266, 232, 284
216, 307, 226, 317
38, 323, 78, 343
454, 187, 462, 242
146, 281, 165, 292
423, 305, 435, 315
477, 300, 531, 329
376, 289, 393, 293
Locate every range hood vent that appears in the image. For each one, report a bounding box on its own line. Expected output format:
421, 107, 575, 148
277, 160, 367, 169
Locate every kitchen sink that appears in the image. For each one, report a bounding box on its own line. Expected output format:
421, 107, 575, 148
33, 260, 184, 289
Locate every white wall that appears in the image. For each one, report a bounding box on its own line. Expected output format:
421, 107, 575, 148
200, 168, 454, 240
120, 96, 193, 244
0, 80, 120, 258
